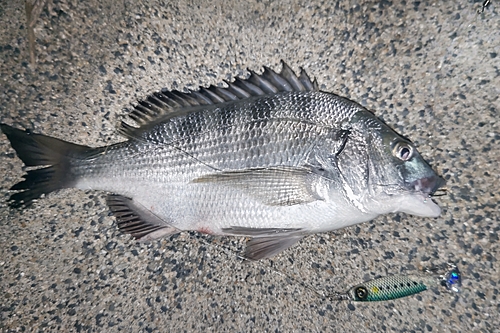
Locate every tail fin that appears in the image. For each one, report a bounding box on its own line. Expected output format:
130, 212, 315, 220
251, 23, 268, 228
1, 124, 97, 208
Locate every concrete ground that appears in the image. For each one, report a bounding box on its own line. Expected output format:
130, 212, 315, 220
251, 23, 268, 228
0, 0, 498, 332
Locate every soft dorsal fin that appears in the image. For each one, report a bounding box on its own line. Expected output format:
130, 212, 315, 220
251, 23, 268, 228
118, 61, 318, 138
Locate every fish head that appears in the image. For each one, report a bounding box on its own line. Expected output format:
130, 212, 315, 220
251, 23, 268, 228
350, 113, 445, 218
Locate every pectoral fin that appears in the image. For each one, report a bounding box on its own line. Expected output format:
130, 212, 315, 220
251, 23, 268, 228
222, 226, 305, 260
192, 167, 323, 206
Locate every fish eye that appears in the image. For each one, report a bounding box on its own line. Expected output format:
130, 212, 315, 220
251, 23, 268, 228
355, 286, 368, 300
393, 142, 413, 161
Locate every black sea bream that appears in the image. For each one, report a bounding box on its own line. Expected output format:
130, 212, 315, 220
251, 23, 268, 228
1, 61, 444, 259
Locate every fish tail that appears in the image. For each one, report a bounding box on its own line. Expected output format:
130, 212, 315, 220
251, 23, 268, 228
1, 123, 97, 208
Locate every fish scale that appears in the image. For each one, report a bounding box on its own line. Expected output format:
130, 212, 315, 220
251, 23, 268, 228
1, 61, 445, 260
136, 120, 320, 172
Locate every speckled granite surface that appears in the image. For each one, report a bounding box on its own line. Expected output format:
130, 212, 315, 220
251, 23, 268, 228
1, 1, 498, 332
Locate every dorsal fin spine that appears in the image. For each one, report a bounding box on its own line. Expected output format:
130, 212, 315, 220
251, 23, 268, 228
248, 71, 279, 94
189, 91, 214, 105
119, 61, 319, 138
278, 61, 305, 91
209, 85, 238, 101
262, 66, 293, 92
142, 99, 163, 116
135, 104, 153, 117
148, 94, 173, 110
200, 87, 226, 103
161, 91, 190, 107
224, 80, 252, 98
233, 77, 265, 96
171, 90, 200, 106
153, 92, 179, 108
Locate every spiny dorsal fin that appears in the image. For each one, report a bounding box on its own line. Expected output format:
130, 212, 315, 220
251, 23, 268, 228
118, 61, 319, 139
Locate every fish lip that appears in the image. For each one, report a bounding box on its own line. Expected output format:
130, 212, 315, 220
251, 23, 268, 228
410, 175, 446, 196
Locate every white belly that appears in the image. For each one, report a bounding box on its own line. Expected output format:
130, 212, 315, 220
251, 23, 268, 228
79, 177, 378, 236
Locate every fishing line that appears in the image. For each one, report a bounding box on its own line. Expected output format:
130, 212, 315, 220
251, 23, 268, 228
186, 231, 461, 303
188, 232, 327, 299
433, 1, 494, 109
430, 1, 496, 198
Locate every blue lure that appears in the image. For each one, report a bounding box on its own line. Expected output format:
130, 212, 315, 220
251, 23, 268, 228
443, 266, 461, 293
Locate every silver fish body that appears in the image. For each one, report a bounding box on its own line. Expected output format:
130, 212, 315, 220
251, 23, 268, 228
1, 62, 444, 259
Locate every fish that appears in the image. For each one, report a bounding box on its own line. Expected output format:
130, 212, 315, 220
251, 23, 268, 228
0, 61, 445, 260
329, 264, 461, 302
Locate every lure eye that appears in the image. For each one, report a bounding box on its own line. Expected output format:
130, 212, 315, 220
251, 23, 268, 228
393, 142, 413, 161
355, 287, 368, 300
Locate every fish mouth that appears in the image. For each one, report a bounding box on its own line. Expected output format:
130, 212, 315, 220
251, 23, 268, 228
410, 175, 446, 196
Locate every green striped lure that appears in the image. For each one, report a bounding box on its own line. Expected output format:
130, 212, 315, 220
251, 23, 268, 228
330, 264, 461, 302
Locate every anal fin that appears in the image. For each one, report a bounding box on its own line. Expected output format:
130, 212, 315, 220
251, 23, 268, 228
222, 226, 305, 260
106, 194, 179, 241
245, 236, 304, 260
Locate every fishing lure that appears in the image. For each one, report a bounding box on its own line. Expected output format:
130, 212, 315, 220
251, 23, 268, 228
330, 264, 461, 302
187, 234, 462, 302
